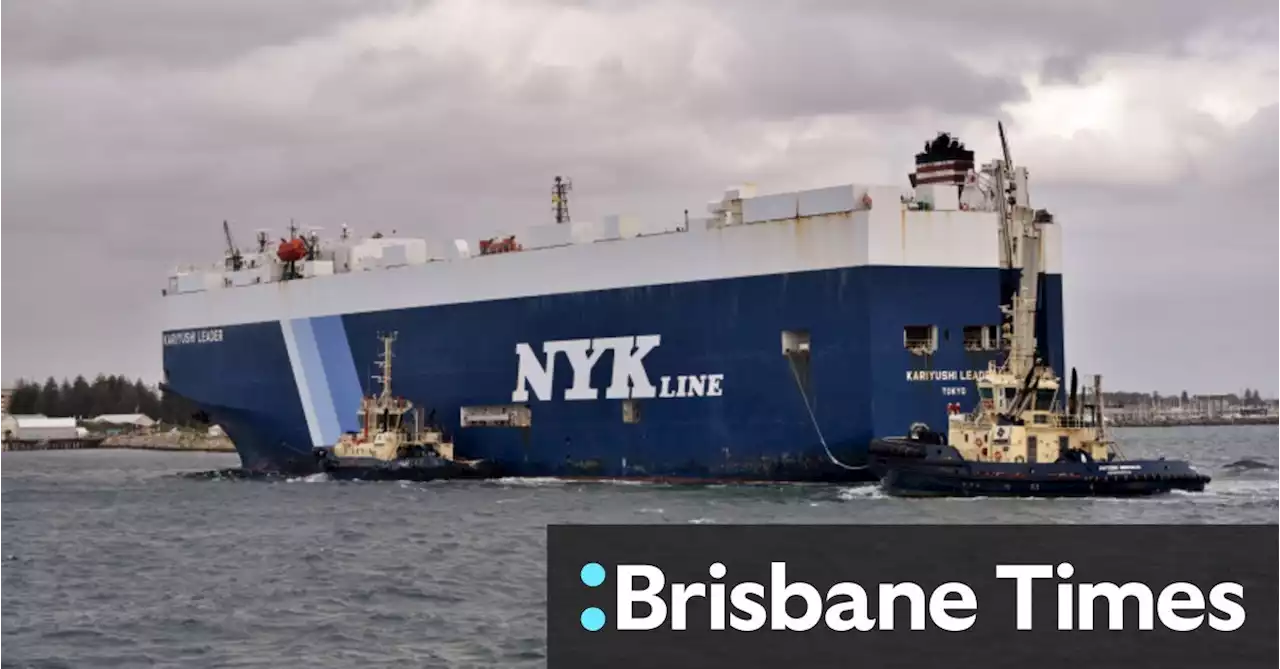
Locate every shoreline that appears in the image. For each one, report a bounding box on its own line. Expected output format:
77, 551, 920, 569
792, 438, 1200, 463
100, 444, 238, 453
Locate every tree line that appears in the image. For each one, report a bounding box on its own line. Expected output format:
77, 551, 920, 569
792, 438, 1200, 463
6, 376, 209, 427
1103, 389, 1271, 408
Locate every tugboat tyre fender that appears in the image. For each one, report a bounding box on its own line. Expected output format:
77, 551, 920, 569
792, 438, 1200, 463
1014, 456, 1025, 463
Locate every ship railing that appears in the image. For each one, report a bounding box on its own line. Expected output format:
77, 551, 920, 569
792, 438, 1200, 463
1048, 415, 1092, 429
167, 218, 701, 296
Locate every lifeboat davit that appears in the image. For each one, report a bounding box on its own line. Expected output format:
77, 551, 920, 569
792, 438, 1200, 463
277, 238, 307, 262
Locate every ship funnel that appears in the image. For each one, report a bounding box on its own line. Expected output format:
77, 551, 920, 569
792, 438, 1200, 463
911, 132, 974, 188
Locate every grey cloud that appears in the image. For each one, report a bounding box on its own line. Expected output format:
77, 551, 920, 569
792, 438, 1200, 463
1, 0, 413, 67
787, 0, 1276, 52
2, 0, 1276, 395
769, 0, 1277, 85
1042, 106, 1277, 393
695, 10, 1024, 118
1039, 54, 1090, 86
1192, 103, 1279, 194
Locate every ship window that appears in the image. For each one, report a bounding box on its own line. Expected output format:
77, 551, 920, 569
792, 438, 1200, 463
460, 404, 532, 428
963, 325, 1000, 351
623, 399, 642, 424
903, 325, 937, 355
978, 387, 993, 400
962, 326, 984, 351
781, 330, 810, 357
1035, 389, 1057, 410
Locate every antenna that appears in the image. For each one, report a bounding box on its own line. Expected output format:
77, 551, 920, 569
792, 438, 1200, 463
552, 176, 573, 224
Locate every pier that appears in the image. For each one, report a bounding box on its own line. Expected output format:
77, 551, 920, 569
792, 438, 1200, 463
2, 437, 106, 452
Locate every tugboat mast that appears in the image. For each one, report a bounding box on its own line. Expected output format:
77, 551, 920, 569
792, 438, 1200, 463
375, 331, 398, 402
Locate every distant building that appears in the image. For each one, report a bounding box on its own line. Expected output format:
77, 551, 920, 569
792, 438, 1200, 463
85, 413, 157, 433
2, 415, 78, 441
1, 387, 12, 415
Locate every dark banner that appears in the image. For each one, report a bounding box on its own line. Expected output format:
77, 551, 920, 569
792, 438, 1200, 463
548, 525, 1277, 669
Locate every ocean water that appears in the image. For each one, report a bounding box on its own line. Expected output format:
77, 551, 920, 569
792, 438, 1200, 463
2, 425, 1276, 668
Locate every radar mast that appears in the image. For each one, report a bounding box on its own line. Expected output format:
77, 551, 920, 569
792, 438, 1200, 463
552, 176, 573, 224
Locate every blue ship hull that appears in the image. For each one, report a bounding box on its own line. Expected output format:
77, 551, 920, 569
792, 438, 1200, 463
162, 265, 1065, 480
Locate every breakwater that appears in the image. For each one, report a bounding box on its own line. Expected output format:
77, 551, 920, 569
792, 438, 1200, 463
1107, 415, 1278, 428
101, 433, 235, 452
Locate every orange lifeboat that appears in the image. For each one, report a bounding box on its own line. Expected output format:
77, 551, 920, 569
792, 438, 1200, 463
277, 238, 307, 262
479, 235, 522, 256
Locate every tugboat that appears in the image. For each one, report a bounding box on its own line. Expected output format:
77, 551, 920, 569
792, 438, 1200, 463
868, 123, 1210, 498
870, 364, 1211, 497
312, 332, 493, 481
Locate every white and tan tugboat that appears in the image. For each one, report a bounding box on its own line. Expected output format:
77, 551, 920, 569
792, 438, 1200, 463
313, 333, 492, 481
867, 123, 1210, 498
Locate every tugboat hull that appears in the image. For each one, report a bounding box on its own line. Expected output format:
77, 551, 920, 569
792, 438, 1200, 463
879, 456, 1210, 498
314, 450, 499, 482
866, 435, 938, 479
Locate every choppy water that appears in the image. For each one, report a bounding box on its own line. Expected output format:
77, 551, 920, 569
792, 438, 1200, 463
3, 425, 1276, 667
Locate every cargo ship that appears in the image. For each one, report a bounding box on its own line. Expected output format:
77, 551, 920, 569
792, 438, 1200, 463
160, 126, 1065, 480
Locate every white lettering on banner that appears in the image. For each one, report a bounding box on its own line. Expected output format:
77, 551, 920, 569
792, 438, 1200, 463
512, 336, 724, 402
163, 329, 224, 346
905, 370, 982, 382
609, 561, 1245, 633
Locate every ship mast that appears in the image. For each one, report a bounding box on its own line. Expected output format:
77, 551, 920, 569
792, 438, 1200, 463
552, 176, 572, 224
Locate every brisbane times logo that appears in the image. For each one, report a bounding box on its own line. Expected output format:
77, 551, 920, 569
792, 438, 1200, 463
551, 527, 1273, 669
572, 561, 1247, 633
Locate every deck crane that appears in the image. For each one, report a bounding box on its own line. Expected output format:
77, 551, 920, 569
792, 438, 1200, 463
222, 220, 244, 271
995, 121, 1019, 269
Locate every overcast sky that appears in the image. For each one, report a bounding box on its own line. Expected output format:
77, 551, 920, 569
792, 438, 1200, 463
3, 0, 1277, 395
